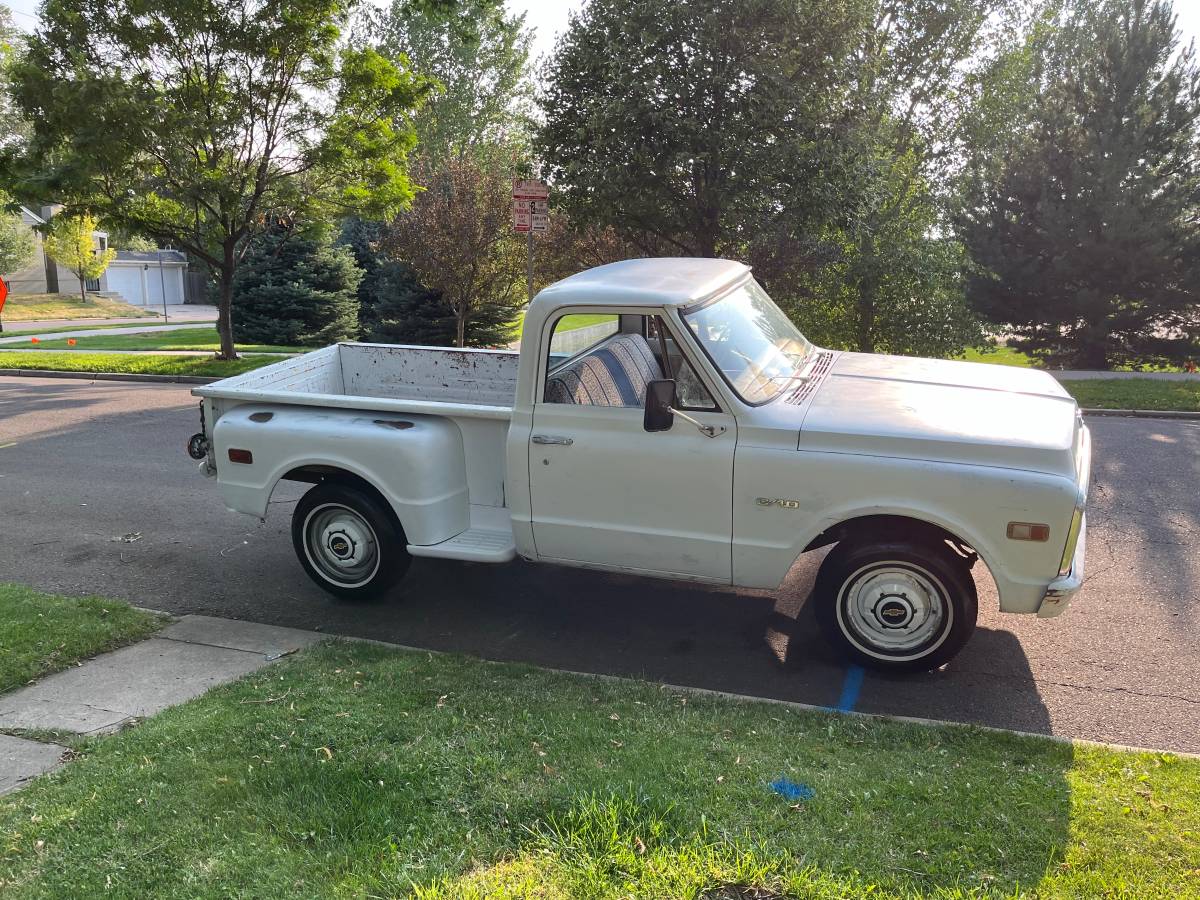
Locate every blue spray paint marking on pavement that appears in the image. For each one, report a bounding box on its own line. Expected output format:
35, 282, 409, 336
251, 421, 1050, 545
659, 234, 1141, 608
835, 664, 865, 712
768, 778, 814, 802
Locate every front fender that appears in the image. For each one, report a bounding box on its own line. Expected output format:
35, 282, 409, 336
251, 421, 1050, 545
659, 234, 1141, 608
732, 447, 1078, 613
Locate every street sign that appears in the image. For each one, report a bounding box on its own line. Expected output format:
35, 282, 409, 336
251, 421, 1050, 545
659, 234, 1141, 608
0, 278, 8, 331
513, 179, 549, 299
513, 179, 549, 233
514, 198, 548, 233
512, 178, 549, 201
513, 199, 532, 232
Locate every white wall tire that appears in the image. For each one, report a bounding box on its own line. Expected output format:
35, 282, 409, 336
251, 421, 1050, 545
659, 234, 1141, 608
291, 482, 410, 601
814, 540, 978, 672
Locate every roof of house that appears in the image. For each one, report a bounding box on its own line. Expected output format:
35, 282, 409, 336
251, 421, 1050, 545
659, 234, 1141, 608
113, 250, 188, 264
536, 258, 751, 309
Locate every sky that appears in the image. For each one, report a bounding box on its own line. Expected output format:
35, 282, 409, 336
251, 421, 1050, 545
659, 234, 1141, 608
3, 0, 1199, 64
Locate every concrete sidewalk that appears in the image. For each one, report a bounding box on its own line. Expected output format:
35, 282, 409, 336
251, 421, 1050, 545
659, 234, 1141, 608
0, 615, 322, 795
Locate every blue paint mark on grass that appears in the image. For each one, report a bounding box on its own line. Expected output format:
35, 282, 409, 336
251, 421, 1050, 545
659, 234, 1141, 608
768, 778, 814, 802
835, 664, 865, 712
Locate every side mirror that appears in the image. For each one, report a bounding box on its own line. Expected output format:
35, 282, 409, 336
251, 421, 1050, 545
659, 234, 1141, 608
643, 379, 677, 432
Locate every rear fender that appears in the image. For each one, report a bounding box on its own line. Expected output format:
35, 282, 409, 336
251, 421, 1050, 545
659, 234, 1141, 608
211, 405, 469, 545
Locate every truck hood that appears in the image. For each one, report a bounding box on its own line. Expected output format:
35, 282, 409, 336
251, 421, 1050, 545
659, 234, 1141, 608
796, 352, 1081, 477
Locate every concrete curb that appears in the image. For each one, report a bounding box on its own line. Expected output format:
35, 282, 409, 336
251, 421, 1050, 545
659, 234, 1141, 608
0, 368, 218, 385
1081, 408, 1200, 420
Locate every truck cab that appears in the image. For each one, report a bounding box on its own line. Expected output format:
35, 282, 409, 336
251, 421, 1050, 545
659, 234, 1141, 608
193, 258, 1089, 672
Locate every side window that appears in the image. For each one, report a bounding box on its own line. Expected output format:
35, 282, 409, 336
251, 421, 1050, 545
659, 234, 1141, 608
546, 314, 619, 366
648, 317, 718, 411
543, 313, 663, 408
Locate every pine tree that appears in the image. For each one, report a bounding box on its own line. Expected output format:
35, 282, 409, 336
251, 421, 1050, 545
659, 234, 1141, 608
232, 228, 362, 347
364, 259, 457, 346
960, 0, 1200, 368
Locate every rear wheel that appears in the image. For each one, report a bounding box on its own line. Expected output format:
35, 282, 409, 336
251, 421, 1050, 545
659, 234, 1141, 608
291, 482, 410, 601
813, 540, 977, 672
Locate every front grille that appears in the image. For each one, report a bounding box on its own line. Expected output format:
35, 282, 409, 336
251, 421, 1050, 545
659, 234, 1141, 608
785, 351, 834, 405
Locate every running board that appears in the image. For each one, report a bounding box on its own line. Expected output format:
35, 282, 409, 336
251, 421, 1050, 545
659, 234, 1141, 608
407, 508, 516, 563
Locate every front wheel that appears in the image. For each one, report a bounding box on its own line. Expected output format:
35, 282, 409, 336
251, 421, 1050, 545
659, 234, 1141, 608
813, 540, 977, 673
291, 482, 410, 601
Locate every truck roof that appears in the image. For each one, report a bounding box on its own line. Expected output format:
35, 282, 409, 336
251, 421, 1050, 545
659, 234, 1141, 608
537, 258, 751, 309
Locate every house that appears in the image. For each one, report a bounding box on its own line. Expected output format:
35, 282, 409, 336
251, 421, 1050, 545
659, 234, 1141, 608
2, 205, 193, 306
3, 205, 102, 296
103, 250, 189, 307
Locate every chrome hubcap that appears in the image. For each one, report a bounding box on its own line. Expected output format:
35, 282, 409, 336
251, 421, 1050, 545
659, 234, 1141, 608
304, 504, 379, 588
838, 563, 950, 658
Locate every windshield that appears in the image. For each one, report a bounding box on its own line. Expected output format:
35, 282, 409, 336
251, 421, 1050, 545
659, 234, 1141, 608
680, 278, 813, 405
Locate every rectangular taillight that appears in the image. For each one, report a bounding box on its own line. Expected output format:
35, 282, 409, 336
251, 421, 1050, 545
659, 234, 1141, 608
228, 448, 253, 464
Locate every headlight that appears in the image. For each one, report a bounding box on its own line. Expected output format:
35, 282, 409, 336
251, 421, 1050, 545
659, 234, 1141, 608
1059, 506, 1084, 576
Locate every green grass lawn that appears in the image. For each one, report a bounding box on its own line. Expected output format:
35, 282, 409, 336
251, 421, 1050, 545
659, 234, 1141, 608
0, 351, 273, 378
1, 639, 1195, 899
0, 584, 161, 695
27, 326, 300, 354
0, 293, 158, 322
1064, 378, 1200, 412
958, 345, 1037, 367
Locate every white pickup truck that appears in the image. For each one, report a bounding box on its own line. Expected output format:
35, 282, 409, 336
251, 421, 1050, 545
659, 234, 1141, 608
190, 258, 1089, 671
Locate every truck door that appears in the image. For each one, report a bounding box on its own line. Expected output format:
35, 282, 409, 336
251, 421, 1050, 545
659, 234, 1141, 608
528, 312, 736, 582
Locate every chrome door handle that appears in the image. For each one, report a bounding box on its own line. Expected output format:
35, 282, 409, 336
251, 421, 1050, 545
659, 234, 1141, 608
532, 434, 574, 446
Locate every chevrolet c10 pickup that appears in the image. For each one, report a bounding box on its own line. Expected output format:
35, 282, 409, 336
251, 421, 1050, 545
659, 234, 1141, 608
189, 258, 1089, 671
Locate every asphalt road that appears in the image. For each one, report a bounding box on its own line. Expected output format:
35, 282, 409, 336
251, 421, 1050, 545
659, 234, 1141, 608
1, 375, 1196, 753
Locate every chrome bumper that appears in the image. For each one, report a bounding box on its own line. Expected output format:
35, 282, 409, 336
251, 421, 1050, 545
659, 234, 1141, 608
1038, 514, 1086, 618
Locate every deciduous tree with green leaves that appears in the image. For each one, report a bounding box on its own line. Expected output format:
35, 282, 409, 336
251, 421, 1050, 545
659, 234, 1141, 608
363, 0, 532, 162
4, 0, 428, 358
382, 154, 525, 348
43, 213, 116, 304
0, 192, 35, 278
960, 0, 1200, 368
536, 0, 864, 261
805, 0, 1007, 355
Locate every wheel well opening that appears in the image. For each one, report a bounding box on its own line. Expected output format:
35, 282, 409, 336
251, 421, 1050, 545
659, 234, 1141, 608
278, 466, 400, 526
804, 514, 979, 565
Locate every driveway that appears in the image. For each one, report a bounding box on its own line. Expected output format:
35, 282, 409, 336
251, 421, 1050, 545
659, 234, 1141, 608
0, 375, 1196, 752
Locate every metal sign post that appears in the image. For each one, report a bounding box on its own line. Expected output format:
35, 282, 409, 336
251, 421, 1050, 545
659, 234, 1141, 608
513, 179, 549, 302
158, 249, 169, 322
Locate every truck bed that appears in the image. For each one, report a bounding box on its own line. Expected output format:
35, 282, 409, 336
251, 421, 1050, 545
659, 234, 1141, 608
193, 343, 519, 420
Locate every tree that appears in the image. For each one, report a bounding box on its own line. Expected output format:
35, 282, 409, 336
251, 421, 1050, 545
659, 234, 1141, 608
824, 0, 1008, 354
4, 0, 428, 359
364, 260, 457, 344
536, 0, 864, 260
43, 213, 116, 303
959, 0, 1200, 368
364, 0, 532, 162
232, 228, 362, 346
0, 193, 35, 276
383, 155, 524, 347
0, 5, 28, 152
339, 216, 456, 344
